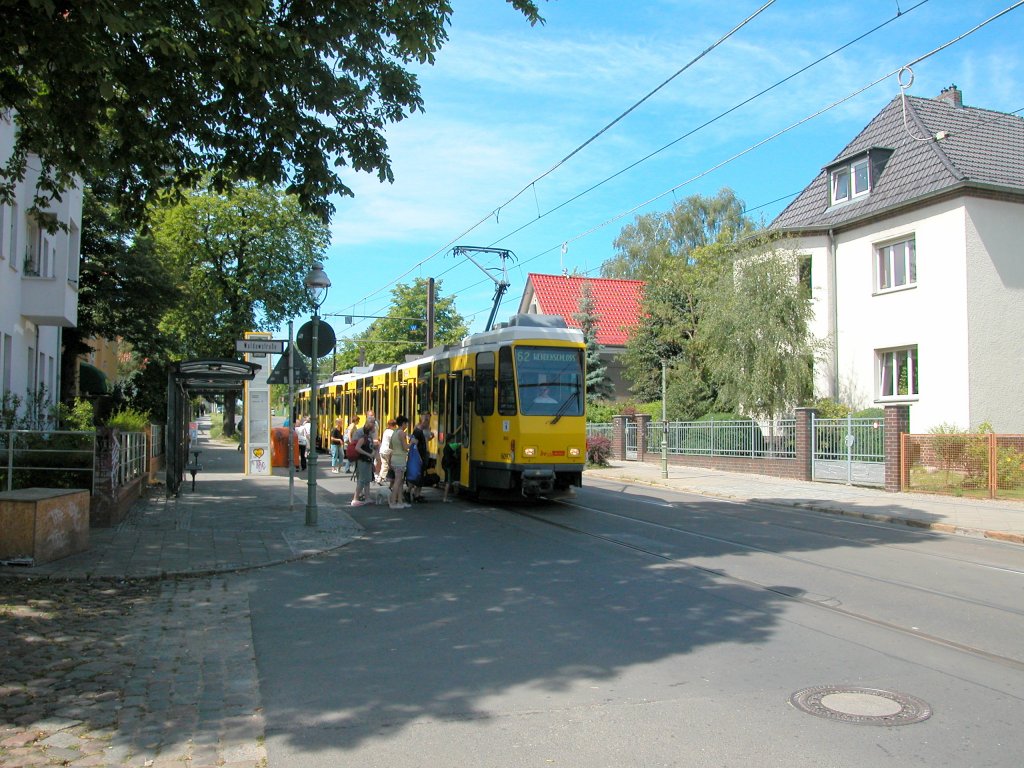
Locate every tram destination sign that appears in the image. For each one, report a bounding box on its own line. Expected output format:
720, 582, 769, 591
235, 338, 285, 355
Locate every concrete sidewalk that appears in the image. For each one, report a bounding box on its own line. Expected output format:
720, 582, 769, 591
0, 435, 364, 581
590, 459, 1024, 545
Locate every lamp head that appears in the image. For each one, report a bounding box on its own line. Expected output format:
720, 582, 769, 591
304, 261, 331, 310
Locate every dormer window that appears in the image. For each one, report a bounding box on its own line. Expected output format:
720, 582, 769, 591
831, 157, 870, 205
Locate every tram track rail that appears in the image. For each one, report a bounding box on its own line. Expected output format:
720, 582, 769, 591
480, 487, 1024, 676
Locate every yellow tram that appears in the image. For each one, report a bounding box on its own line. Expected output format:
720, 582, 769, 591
295, 314, 587, 497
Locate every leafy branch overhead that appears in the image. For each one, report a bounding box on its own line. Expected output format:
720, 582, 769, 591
0, 0, 545, 222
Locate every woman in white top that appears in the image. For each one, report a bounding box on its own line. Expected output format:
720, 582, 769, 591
295, 417, 310, 471
377, 419, 397, 484
388, 415, 411, 508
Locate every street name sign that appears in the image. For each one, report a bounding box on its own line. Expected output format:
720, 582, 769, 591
235, 338, 285, 355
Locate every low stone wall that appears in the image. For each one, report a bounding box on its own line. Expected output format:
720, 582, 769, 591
0, 488, 90, 565
90, 473, 144, 528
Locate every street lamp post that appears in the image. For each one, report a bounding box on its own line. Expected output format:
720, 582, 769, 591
304, 261, 331, 526
661, 359, 668, 479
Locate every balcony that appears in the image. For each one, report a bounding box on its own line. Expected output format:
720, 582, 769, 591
21, 273, 78, 326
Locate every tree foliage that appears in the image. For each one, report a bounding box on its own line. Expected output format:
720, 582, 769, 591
699, 239, 822, 420
618, 238, 735, 415
571, 281, 614, 402
337, 278, 468, 368
602, 188, 754, 282
1, 0, 544, 222
151, 183, 331, 360
609, 190, 821, 421
59, 170, 181, 403
75, 177, 179, 355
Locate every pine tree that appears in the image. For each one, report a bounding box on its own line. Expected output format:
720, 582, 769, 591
572, 282, 615, 402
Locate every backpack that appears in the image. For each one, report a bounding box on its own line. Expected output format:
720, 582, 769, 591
345, 436, 360, 461
407, 446, 423, 483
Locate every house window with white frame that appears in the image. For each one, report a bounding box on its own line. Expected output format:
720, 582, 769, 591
831, 157, 870, 205
877, 346, 918, 399
876, 237, 916, 292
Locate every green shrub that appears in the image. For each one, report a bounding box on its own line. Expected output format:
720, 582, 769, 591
107, 407, 150, 432
586, 401, 619, 423
59, 398, 95, 430
806, 398, 852, 419
853, 407, 885, 419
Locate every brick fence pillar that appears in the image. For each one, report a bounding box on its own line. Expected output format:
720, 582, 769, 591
884, 404, 910, 492
612, 415, 626, 461
91, 427, 121, 526
794, 407, 816, 481
636, 414, 652, 461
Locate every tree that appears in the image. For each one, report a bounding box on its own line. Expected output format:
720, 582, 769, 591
59, 172, 181, 406
150, 182, 331, 430
602, 188, 754, 282
605, 190, 755, 416
571, 281, 614, 402
339, 278, 468, 367
620, 241, 733, 416
1, 1, 543, 223
699, 239, 822, 421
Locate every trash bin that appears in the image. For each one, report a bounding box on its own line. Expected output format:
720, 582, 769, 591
270, 427, 299, 468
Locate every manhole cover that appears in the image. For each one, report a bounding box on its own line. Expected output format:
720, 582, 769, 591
791, 685, 932, 726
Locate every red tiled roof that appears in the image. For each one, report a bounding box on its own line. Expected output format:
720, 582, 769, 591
521, 274, 645, 346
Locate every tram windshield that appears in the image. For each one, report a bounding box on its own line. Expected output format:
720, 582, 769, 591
515, 346, 585, 417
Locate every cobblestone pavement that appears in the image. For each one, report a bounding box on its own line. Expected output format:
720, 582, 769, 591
0, 577, 265, 768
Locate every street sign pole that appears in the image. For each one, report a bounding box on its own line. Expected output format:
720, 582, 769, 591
287, 321, 295, 511
305, 312, 320, 526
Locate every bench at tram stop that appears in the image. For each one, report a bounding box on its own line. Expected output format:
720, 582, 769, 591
185, 449, 203, 492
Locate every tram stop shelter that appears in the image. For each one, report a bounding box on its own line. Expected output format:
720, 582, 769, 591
166, 359, 260, 497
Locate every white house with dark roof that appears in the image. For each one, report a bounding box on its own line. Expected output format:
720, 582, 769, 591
772, 85, 1024, 433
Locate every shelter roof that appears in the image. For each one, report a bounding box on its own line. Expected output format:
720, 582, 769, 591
170, 359, 261, 394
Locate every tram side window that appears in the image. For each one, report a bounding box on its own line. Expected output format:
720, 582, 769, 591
476, 351, 495, 416
498, 346, 516, 416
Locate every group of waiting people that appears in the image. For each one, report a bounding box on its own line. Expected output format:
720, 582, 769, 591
330, 412, 449, 510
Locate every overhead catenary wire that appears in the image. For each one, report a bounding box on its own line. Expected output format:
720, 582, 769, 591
335, 1, 781, 319
335, 1, 1024, 341
336, 1, 932, 330
447, 0, 1024, 324
485, 0, 933, 249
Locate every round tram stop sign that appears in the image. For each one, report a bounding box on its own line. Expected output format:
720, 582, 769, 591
296, 320, 337, 359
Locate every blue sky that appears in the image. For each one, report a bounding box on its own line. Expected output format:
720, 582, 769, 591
310, 0, 1024, 341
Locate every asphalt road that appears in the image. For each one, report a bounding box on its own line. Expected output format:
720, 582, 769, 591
247, 479, 1024, 767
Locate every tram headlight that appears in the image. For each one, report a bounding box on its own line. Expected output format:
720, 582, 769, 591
568, 447, 581, 458
523, 446, 537, 457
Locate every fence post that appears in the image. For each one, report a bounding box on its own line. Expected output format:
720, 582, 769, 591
794, 408, 815, 481
636, 413, 651, 461
988, 432, 998, 499
612, 415, 626, 461
884, 404, 910, 492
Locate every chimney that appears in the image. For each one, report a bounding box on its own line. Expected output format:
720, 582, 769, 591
937, 85, 963, 109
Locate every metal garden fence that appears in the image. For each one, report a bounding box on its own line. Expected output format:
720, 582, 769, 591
1, 429, 96, 493
586, 419, 797, 459
0, 429, 148, 494
903, 433, 1024, 500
